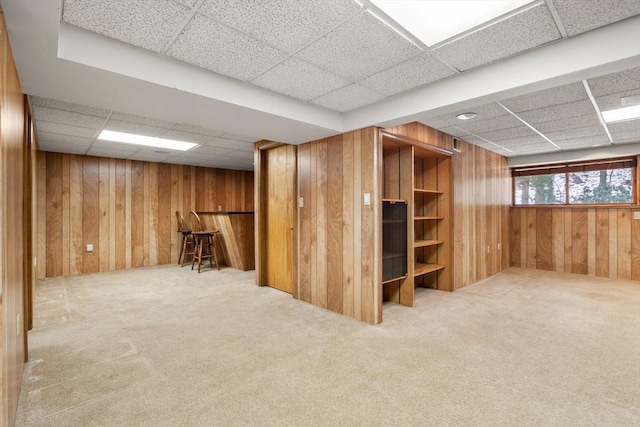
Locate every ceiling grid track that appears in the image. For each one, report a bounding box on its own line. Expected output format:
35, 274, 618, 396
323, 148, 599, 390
582, 80, 615, 144
85, 110, 115, 155
497, 101, 561, 149
544, 0, 569, 38
161, 0, 207, 55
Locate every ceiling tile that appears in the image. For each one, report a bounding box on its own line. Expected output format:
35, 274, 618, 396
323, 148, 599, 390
516, 99, 596, 124
86, 146, 132, 158
251, 58, 350, 101
436, 126, 472, 139
221, 133, 256, 143
103, 119, 174, 137
39, 141, 89, 155
31, 96, 110, 117
607, 119, 640, 138
203, 137, 256, 152
296, 11, 422, 81
509, 143, 558, 154
62, 0, 190, 52
553, 0, 640, 37
171, 124, 226, 137
310, 84, 385, 112
544, 125, 608, 141
109, 112, 176, 128
596, 91, 640, 111
33, 106, 107, 129
492, 135, 549, 147
476, 126, 537, 142
587, 66, 640, 97
500, 82, 587, 112
534, 113, 601, 133
455, 114, 524, 134
37, 131, 95, 147
172, 0, 197, 7
432, 3, 561, 71
161, 129, 215, 144
422, 102, 508, 129
359, 53, 456, 97
128, 152, 173, 162
167, 14, 288, 81
554, 137, 611, 149
200, 0, 361, 53
37, 121, 99, 138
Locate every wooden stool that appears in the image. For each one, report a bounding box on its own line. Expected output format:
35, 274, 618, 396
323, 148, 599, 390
176, 211, 196, 266
189, 211, 221, 273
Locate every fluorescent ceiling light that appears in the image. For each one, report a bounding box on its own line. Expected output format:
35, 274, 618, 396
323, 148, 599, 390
369, 0, 532, 46
98, 130, 197, 151
601, 105, 640, 123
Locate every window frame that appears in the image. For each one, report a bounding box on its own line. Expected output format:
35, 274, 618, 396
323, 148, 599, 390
511, 156, 638, 207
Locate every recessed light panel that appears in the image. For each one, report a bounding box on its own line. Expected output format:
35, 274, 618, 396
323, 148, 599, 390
601, 105, 640, 123
369, 0, 533, 46
98, 130, 198, 151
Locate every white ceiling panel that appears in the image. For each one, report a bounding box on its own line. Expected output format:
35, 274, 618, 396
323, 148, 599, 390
500, 82, 587, 112
37, 121, 99, 138
204, 137, 255, 152
109, 112, 177, 128
535, 113, 602, 133
493, 134, 549, 147
31, 96, 110, 117
128, 152, 173, 162
251, 58, 350, 101
311, 84, 385, 112
553, 0, 640, 37
103, 120, 172, 137
199, 0, 361, 53
436, 126, 473, 139
86, 146, 132, 158
509, 143, 558, 154
543, 125, 609, 141
221, 133, 255, 143
421, 102, 509, 129
607, 120, 640, 137
173, 0, 197, 7
161, 129, 217, 145
432, 3, 561, 71
516, 100, 596, 124
62, 0, 190, 52
296, 11, 422, 81
476, 126, 537, 142
587, 66, 640, 97
170, 124, 226, 137
554, 137, 611, 149
37, 131, 95, 147
595, 91, 640, 111
33, 106, 107, 130
359, 53, 456, 97
455, 114, 524, 134
39, 141, 90, 155
167, 14, 288, 81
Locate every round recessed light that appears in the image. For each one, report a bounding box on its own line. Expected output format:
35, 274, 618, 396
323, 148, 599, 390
456, 112, 477, 120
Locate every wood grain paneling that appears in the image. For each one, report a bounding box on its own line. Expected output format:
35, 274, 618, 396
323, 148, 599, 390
292, 128, 381, 324
37, 152, 254, 278
1, 12, 28, 426
391, 123, 511, 290
511, 207, 640, 280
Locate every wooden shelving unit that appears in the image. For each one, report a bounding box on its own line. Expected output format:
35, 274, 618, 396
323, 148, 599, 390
380, 130, 453, 310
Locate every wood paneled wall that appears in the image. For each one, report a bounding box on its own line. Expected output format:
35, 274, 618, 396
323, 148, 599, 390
386, 123, 512, 290
0, 12, 28, 427
296, 128, 381, 324
510, 207, 640, 280
37, 152, 254, 278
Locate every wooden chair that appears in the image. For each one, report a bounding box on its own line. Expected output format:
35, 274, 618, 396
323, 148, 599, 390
176, 211, 196, 266
189, 211, 221, 273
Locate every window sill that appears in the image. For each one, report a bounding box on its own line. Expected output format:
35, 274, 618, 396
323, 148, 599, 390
511, 204, 639, 209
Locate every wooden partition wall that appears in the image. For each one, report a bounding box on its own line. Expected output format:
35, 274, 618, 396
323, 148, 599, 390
0, 12, 29, 427
296, 128, 381, 324
510, 207, 640, 280
386, 123, 512, 290
37, 152, 254, 278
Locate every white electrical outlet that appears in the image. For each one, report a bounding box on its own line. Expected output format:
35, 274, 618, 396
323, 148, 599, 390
634, 211, 640, 220
218, 205, 222, 211
299, 197, 304, 208
364, 193, 371, 206
497, 243, 501, 251
86, 244, 93, 252
487, 245, 491, 254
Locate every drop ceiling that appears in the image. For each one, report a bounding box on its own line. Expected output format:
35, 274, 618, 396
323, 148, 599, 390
1, 0, 639, 170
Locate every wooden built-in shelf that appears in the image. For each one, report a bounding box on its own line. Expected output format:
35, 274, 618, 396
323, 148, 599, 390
414, 263, 445, 276
414, 216, 443, 221
414, 239, 443, 248
382, 198, 407, 203
414, 188, 443, 194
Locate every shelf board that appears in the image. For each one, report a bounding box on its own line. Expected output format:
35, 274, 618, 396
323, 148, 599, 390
413, 239, 443, 248
414, 188, 443, 194
382, 275, 407, 285
414, 263, 445, 276
382, 198, 407, 203
414, 216, 443, 221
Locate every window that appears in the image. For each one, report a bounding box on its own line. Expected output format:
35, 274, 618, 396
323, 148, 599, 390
513, 157, 636, 206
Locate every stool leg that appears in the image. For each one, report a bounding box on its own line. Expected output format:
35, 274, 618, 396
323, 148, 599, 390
212, 234, 220, 271
197, 237, 205, 273
179, 233, 186, 266
191, 235, 199, 271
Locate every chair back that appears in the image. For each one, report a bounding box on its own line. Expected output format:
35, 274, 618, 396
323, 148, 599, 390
189, 211, 205, 233
176, 211, 190, 232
